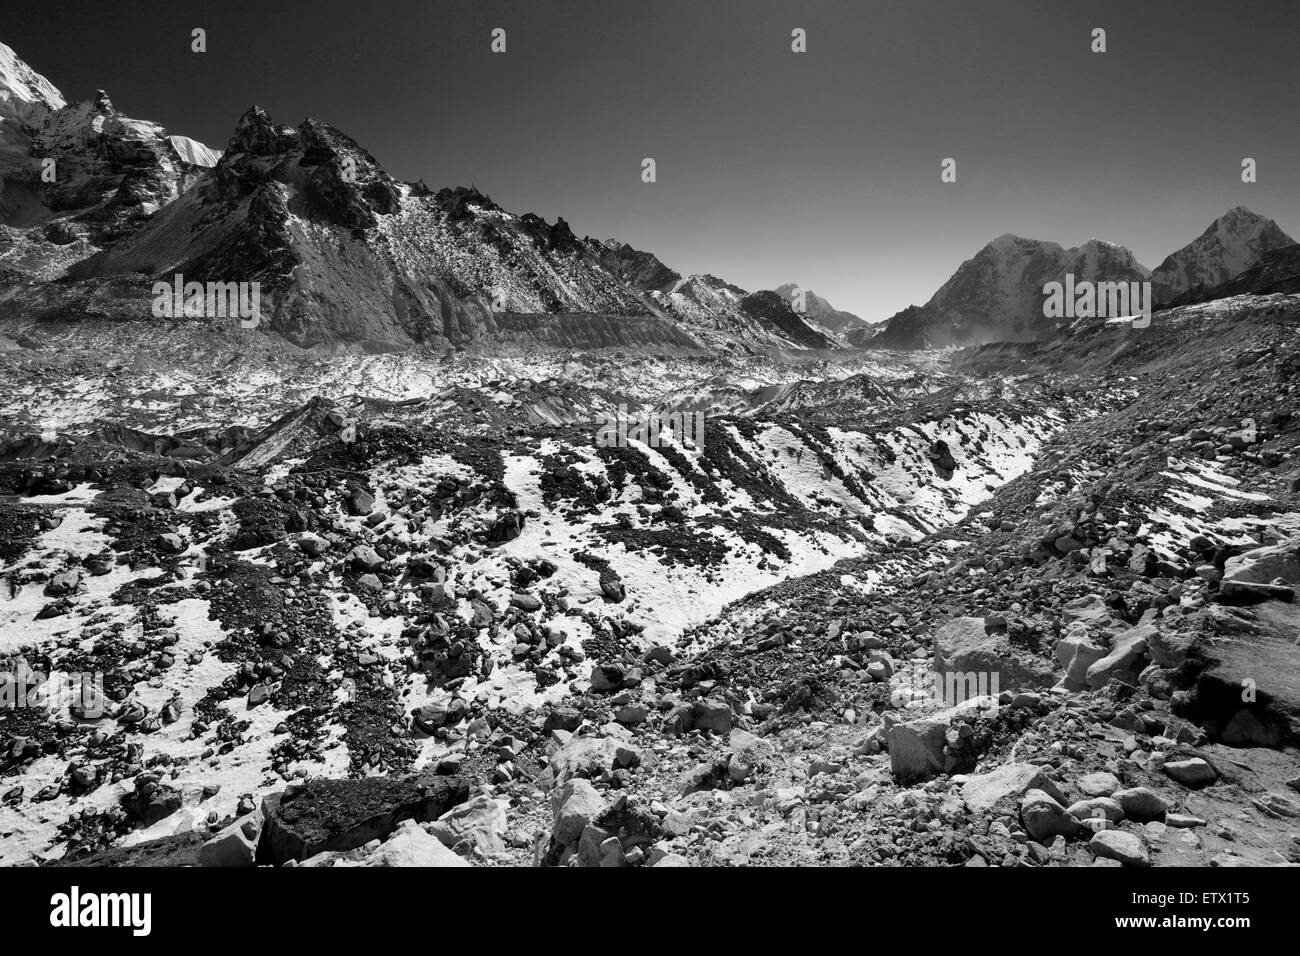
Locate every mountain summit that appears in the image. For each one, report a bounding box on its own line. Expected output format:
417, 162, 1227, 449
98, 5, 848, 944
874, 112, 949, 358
0, 41, 220, 276
874, 235, 1149, 349
1150, 205, 1294, 304
774, 283, 871, 342
0, 39, 65, 118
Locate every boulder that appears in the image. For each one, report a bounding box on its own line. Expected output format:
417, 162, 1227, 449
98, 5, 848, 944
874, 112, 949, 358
1062, 594, 1120, 632
43, 571, 81, 597
199, 808, 263, 867
257, 774, 468, 866
932, 617, 1054, 692
550, 778, 607, 847
1181, 602, 1300, 745
962, 762, 1067, 813
1020, 789, 1082, 842
589, 663, 625, 693
542, 707, 583, 734
885, 701, 989, 783
1076, 771, 1121, 797
298, 533, 330, 557
510, 591, 542, 611
1219, 537, 1300, 603
691, 699, 733, 735
1163, 757, 1216, 788
155, 532, 184, 554
1085, 624, 1154, 689
1055, 632, 1107, 688
679, 762, 724, 797
428, 794, 507, 858
360, 819, 469, 867
886, 712, 952, 783
344, 487, 375, 517
577, 824, 624, 868
346, 545, 384, 572
487, 510, 525, 543
1112, 786, 1170, 822
1089, 829, 1149, 866
1066, 797, 1124, 823
548, 735, 640, 784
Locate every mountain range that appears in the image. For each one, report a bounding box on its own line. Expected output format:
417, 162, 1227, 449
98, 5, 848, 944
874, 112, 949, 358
1, 39, 1296, 353
0, 41, 852, 353
873, 208, 1296, 349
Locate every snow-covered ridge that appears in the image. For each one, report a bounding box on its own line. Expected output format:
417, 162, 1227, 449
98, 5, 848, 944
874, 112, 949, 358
168, 134, 221, 168
0, 40, 66, 116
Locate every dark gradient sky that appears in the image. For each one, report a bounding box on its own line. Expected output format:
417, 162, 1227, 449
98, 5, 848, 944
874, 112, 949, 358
4, 0, 1298, 320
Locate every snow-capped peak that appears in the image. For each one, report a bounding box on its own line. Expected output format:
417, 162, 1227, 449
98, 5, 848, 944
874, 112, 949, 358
168, 134, 222, 168
0, 40, 66, 115
1151, 206, 1295, 303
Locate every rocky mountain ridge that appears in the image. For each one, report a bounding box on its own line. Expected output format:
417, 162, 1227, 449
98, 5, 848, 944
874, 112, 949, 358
1151, 206, 1294, 305
876, 210, 1295, 350
0, 43, 849, 355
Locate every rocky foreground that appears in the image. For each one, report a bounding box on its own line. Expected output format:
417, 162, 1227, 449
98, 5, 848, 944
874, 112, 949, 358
2, 295, 1300, 868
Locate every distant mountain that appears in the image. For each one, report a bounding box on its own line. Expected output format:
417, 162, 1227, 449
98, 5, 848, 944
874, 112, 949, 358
599, 243, 833, 348
1165, 241, 1300, 306
875, 235, 1149, 349
774, 283, 870, 336
737, 290, 836, 349
1150, 206, 1294, 305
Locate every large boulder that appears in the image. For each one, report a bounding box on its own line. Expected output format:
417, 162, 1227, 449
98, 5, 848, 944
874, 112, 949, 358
550, 778, 607, 847
1163, 757, 1217, 788
932, 617, 1055, 694
962, 762, 1068, 813
885, 699, 991, 783
199, 808, 263, 867
1085, 624, 1155, 689
1089, 829, 1150, 866
361, 820, 469, 867
428, 794, 508, 859
1219, 537, 1300, 603
346, 545, 384, 572
1176, 602, 1300, 745
691, 699, 733, 735
547, 735, 641, 785
1055, 630, 1107, 689
1061, 594, 1122, 633
257, 774, 468, 866
885, 711, 953, 783
43, 571, 81, 597
1112, 787, 1170, 822
1020, 789, 1082, 842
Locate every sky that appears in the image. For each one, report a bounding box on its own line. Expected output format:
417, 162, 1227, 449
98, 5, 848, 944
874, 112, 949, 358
3, 0, 1298, 321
